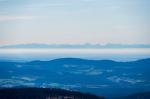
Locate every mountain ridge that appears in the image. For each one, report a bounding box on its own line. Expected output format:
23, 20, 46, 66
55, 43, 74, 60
1, 43, 150, 48
0, 58, 150, 97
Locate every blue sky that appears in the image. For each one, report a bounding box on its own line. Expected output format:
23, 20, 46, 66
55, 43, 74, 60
0, 0, 150, 45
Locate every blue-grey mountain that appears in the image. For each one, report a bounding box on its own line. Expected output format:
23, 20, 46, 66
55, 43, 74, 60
0, 58, 150, 98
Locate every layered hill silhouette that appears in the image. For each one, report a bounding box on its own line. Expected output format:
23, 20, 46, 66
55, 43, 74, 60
0, 88, 104, 99
0, 58, 150, 97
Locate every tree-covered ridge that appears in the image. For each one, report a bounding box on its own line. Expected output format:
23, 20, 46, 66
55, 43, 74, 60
0, 88, 104, 99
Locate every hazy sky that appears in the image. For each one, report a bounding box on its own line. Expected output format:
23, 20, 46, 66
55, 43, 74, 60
0, 0, 150, 45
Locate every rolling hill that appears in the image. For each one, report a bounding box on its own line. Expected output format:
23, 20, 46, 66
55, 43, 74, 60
0, 58, 150, 97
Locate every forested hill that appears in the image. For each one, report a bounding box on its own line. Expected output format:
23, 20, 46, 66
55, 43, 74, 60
0, 88, 104, 99
0, 58, 150, 97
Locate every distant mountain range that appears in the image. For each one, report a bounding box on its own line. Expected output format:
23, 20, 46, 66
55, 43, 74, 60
0, 58, 150, 97
0, 43, 150, 48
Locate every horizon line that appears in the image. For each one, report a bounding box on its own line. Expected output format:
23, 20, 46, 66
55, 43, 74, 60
0, 43, 150, 49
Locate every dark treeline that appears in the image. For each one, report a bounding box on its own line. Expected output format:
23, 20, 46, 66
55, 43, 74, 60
0, 88, 104, 99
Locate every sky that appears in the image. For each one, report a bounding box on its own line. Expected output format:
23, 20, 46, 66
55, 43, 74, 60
0, 0, 150, 46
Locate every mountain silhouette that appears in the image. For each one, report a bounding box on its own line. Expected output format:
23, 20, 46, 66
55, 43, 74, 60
0, 58, 150, 97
